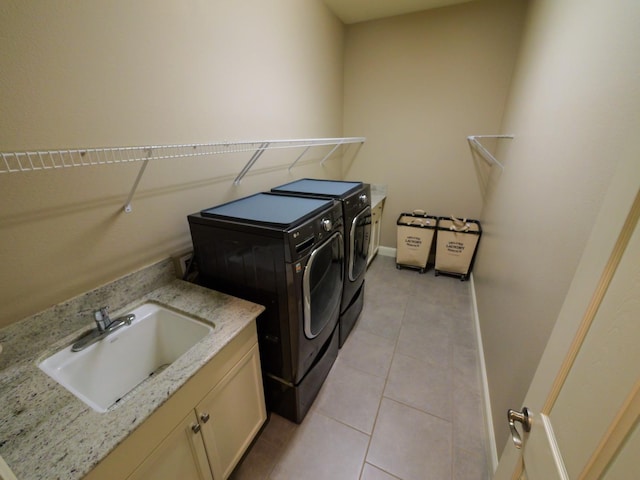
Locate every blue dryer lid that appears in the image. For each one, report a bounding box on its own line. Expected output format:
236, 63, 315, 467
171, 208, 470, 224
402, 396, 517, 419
201, 193, 333, 227
272, 179, 362, 196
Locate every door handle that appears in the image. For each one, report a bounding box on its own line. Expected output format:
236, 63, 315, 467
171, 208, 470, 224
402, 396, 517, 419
508, 407, 531, 449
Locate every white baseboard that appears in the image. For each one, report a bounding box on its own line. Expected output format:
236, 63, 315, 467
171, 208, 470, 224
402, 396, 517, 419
377, 246, 396, 258
469, 273, 499, 473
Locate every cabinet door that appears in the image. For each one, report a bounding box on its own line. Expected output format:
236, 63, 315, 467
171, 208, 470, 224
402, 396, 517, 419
197, 343, 267, 480
368, 203, 383, 264
127, 411, 213, 480
375, 204, 383, 249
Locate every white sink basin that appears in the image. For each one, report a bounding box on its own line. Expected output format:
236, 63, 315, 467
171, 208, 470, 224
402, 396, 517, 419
39, 303, 213, 412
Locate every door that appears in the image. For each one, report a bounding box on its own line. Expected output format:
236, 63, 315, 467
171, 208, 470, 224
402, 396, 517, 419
303, 231, 343, 339
349, 206, 371, 281
494, 157, 640, 479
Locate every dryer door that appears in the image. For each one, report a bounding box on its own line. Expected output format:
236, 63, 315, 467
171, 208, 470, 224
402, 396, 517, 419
303, 231, 343, 339
349, 206, 372, 281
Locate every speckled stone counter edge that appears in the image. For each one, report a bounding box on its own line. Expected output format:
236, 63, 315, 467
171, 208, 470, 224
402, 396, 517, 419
370, 183, 387, 209
0, 258, 264, 480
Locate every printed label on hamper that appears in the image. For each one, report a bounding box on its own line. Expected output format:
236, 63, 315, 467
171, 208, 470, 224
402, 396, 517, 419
405, 236, 422, 248
446, 241, 464, 254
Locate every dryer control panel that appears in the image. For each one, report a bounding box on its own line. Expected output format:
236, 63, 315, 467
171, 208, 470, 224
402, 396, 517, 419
288, 201, 343, 262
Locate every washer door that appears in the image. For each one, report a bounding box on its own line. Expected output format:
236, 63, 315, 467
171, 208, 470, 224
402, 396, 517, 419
349, 206, 372, 281
303, 231, 344, 339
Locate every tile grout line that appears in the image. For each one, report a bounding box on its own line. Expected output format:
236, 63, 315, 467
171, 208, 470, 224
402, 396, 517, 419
357, 268, 410, 480
261, 416, 298, 480
450, 286, 457, 480
252, 257, 488, 480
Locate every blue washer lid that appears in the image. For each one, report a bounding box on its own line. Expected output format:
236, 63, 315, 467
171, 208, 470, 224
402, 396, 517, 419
272, 179, 362, 196
201, 193, 333, 226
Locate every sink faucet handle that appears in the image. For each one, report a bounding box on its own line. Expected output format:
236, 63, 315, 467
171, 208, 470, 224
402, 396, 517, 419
94, 306, 110, 332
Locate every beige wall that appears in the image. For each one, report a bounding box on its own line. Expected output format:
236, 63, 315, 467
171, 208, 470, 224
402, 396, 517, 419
343, 0, 528, 247
0, 0, 345, 327
474, 0, 640, 456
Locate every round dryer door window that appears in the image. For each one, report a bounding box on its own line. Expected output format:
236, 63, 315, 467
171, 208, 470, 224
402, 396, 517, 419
349, 206, 372, 281
303, 232, 344, 338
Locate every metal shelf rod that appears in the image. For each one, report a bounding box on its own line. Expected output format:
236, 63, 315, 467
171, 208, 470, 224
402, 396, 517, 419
319, 139, 345, 166
467, 135, 514, 170
233, 142, 270, 185
288, 145, 312, 173
123, 149, 153, 213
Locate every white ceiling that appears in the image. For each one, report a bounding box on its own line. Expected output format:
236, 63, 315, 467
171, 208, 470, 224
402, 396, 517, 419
323, 0, 476, 24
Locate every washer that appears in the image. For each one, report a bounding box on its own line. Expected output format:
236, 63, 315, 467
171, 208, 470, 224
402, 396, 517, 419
271, 179, 371, 347
188, 192, 344, 423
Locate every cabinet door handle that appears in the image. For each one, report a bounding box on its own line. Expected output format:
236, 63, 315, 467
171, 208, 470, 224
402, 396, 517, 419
191, 423, 201, 434
200, 412, 210, 423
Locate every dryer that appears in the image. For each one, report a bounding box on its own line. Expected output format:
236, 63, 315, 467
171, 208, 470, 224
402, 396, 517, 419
188, 192, 344, 423
271, 179, 371, 347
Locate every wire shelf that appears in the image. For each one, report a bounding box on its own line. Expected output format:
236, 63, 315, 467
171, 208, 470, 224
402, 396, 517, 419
0, 137, 366, 212
0, 137, 365, 174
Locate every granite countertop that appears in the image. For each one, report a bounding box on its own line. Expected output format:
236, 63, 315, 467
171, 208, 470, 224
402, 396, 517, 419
371, 193, 385, 209
0, 259, 264, 480
370, 184, 387, 209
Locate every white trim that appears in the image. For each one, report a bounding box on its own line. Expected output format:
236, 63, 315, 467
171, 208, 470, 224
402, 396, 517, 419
470, 273, 499, 473
377, 246, 396, 258
541, 414, 570, 480
0, 454, 18, 480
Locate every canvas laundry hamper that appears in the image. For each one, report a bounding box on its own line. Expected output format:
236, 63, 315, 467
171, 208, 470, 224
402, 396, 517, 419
396, 211, 437, 273
435, 217, 482, 280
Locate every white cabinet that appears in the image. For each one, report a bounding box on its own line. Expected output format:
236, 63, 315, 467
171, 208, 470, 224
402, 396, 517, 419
128, 411, 213, 480
128, 343, 265, 480
196, 343, 266, 479
86, 323, 266, 480
368, 200, 384, 265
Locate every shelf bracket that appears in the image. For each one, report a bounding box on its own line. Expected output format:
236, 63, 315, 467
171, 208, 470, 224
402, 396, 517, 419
288, 145, 312, 172
123, 149, 152, 213
319, 139, 345, 166
233, 142, 270, 185
467, 135, 514, 170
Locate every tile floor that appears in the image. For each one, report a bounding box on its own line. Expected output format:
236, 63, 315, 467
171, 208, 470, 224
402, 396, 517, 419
230, 254, 490, 480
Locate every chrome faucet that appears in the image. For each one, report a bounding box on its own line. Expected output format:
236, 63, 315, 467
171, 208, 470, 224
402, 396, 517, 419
94, 306, 111, 332
71, 306, 135, 352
